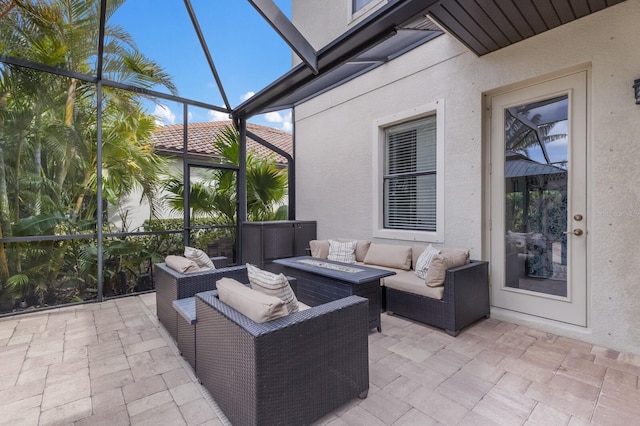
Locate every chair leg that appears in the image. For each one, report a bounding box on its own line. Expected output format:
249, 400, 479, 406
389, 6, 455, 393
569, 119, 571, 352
358, 389, 369, 399
445, 329, 459, 337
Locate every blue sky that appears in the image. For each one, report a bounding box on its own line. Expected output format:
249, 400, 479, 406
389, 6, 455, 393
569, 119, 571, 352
109, 0, 294, 131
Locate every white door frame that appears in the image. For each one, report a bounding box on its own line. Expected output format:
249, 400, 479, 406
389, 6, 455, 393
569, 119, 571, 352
486, 70, 588, 327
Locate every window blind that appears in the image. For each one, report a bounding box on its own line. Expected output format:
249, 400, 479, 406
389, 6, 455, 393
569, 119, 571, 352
383, 116, 437, 231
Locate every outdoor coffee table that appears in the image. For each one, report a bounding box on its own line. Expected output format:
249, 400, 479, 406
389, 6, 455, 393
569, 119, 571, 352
273, 256, 395, 331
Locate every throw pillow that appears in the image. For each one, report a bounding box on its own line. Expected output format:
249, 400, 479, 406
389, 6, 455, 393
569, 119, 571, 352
165, 255, 200, 274
414, 245, 440, 279
336, 238, 371, 262
217, 277, 288, 323
184, 246, 215, 270
425, 248, 471, 287
327, 239, 357, 264
246, 263, 299, 314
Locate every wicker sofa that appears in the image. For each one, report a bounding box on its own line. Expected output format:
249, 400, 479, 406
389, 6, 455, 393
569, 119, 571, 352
195, 290, 370, 426
310, 239, 490, 336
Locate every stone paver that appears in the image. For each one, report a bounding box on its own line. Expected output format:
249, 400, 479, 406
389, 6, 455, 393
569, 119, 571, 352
0, 293, 639, 425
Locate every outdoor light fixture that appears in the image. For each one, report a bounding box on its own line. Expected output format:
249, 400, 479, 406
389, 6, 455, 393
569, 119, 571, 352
634, 79, 640, 105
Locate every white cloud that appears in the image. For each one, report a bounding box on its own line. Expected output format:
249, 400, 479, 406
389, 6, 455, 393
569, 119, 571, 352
153, 104, 176, 125
263, 109, 292, 133
241, 91, 255, 102
209, 109, 230, 122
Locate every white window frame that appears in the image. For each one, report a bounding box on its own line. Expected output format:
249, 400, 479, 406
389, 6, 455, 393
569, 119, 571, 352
372, 100, 445, 242
350, 0, 385, 22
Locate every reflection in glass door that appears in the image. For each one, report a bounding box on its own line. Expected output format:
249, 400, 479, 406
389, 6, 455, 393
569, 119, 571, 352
504, 96, 568, 297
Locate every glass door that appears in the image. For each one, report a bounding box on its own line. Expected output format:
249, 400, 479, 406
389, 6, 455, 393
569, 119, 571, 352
490, 71, 587, 326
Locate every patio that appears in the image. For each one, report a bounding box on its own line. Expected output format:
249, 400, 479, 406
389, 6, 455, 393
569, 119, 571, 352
1, 294, 639, 425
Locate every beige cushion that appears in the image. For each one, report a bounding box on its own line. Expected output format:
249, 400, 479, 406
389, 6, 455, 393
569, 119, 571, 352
184, 246, 215, 270
363, 243, 412, 271
383, 270, 444, 300
412, 244, 427, 269
425, 248, 470, 287
246, 264, 299, 314
165, 255, 200, 274
414, 245, 440, 279
309, 240, 330, 259
216, 277, 288, 323
337, 239, 371, 262
328, 239, 357, 263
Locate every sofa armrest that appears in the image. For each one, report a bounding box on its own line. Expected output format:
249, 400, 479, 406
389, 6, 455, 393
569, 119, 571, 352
443, 260, 490, 332
196, 291, 368, 337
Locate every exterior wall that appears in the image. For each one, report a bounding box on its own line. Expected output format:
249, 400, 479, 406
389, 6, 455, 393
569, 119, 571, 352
292, 1, 640, 353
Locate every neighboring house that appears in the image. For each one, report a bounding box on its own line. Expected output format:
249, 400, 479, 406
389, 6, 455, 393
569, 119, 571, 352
290, 1, 640, 354
109, 121, 292, 231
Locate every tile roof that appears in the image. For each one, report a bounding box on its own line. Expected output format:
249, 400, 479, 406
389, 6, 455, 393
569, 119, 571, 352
151, 121, 293, 164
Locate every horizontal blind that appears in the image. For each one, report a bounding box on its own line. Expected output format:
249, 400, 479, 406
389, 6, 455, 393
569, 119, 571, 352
384, 116, 437, 231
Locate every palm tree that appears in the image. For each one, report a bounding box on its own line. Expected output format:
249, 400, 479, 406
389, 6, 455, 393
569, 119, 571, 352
0, 0, 176, 305
162, 124, 288, 224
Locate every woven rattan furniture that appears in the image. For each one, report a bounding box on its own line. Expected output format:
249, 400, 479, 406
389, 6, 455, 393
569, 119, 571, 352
172, 297, 197, 370
385, 260, 490, 336
155, 261, 248, 341
273, 256, 395, 331
195, 291, 370, 426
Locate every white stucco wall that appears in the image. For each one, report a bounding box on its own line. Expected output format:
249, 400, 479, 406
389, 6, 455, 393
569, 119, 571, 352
292, 1, 640, 353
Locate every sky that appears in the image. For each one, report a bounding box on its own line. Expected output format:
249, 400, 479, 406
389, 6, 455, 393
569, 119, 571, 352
109, 0, 295, 132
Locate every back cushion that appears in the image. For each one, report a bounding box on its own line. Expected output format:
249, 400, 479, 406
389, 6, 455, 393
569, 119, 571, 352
363, 243, 412, 271
309, 240, 330, 259
337, 238, 371, 262
217, 277, 288, 323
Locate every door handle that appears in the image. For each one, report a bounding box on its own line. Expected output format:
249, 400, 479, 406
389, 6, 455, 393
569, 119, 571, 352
563, 229, 583, 236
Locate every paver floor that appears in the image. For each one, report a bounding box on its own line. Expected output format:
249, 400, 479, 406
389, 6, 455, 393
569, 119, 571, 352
0, 293, 638, 425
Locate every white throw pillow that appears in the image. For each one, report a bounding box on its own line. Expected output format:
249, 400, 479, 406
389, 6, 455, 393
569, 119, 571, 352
327, 239, 357, 264
414, 245, 440, 279
246, 263, 299, 314
184, 246, 215, 270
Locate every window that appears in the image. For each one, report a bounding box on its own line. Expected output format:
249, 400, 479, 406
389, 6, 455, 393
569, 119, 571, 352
384, 117, 437, 231
353, 0, 373, 13
373, 101, 444, 242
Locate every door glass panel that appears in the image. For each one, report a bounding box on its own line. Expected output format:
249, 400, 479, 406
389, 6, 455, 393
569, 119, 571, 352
504, 95, 568, 297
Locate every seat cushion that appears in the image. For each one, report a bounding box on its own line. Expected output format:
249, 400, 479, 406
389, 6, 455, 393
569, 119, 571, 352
246, 263, 299, 314
383, 270, 444, 300
216, 277, 288, 323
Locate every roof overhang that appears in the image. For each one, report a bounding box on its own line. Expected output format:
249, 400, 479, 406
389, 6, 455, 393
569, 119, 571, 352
233, 0, 626, 119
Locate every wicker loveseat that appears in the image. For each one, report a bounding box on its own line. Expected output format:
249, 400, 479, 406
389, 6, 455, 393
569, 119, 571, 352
310, 239, 490, 336
154, 260, 246, 340
195, 290, 370, 426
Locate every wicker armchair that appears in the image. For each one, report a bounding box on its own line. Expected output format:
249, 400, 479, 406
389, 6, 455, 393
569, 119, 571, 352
155, 262, 248, 340
195, 291, 370, 426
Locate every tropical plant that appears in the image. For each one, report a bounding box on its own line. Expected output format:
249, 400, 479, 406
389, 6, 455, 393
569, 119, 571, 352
0, 0, 176, 308
162, 124, 288, 224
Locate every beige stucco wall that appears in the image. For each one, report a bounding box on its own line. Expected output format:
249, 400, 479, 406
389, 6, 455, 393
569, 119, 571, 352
292, 1, 640, 353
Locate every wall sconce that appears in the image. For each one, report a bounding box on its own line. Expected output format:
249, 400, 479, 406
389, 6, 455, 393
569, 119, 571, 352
634, 79, 640, 105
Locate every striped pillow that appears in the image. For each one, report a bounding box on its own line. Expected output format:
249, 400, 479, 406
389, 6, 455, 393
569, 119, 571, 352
246, 263, 299, 314
327, 239, 357, 264
414, 245, 440, 279
184, 246, 215, 270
